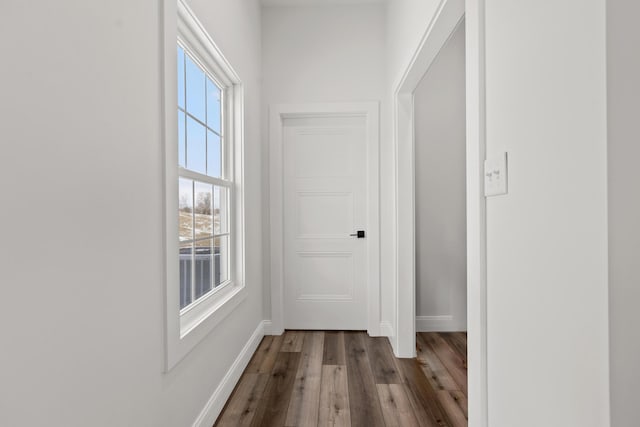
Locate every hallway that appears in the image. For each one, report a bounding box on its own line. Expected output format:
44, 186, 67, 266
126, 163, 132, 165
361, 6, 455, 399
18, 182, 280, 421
0, 0, 624, 426
215, 332, 468, 427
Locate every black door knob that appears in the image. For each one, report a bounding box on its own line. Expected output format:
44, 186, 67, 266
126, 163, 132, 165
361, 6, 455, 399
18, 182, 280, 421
349, 230, 366, 238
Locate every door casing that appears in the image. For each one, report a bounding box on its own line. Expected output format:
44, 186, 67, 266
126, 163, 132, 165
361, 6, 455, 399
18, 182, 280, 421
269, 102, 380, 336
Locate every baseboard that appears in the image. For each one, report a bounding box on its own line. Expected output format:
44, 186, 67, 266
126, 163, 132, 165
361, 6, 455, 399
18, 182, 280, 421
380, 320, 394, 337
192, 320, 266, 427
416, 315, 465, 332
262, 320, 273, 335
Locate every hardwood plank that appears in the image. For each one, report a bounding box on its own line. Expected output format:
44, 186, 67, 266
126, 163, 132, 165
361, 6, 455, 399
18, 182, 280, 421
437, 391, 467, 427
285, 332, 325, 427
416, 333, 458, 391
365, 336, 402, 384
344, 332, 385, 427
322, 331, 346, 365
449, 391, 468, 418
215, 373, 269, 426
451, 333, 468, 358
246, 335, 285, 374
396, 358, 452, 427
401, 383, 442, 427
439, 333, 467, 368
418, 355, 448, 392
376, 384, 420, 427
251, 351, 301, 427
318, 365, 351, 427
422, 333, 467, 394
281, 330, 304, 352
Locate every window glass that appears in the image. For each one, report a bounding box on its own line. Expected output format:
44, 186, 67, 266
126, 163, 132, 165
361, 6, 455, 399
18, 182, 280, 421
206, 78, 221, 134
186, 116, 206, 174
213, 186, 228, 234
179, 241, 193, 309
179, 178, 193, 242
185, 54, 206, 121
194, 181, 213, 239
207, 130, 221, 178
194, 238, 213, 299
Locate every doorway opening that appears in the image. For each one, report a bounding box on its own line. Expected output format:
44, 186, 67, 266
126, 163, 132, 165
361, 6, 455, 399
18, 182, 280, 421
414, 21, 467, 336
413, 19, 468, 425
393, 0, 487, 425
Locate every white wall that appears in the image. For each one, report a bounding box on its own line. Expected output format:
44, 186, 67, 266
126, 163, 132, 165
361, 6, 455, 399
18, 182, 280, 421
0, 0, 263, 426
261, 2, 387, 320
607, 1, 640, 425
262, 3, 386, 103
414, 24, 466, 332
386, 0, 443, 89
388, 0, 610, 425
484, 1, 610, 426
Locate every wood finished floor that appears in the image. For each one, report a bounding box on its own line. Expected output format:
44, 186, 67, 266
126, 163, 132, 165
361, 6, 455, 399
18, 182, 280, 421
214, 331, 467, 427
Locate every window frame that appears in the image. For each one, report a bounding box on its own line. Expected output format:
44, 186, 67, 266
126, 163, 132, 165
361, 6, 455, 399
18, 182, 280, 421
176, 42, 233, 326
163, 0, 246, 371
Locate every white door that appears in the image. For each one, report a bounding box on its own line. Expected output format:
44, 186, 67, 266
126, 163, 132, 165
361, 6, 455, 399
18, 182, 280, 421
283, 115, 367, 330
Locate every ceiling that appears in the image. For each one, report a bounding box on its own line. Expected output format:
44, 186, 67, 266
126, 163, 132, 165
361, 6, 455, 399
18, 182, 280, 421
261, 0, 385, 6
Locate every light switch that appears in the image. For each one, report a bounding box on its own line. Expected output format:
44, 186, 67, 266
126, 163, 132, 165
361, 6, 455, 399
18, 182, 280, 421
484, 152, 508, 197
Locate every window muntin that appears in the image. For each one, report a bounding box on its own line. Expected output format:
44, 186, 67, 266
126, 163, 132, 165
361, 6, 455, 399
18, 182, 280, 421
177, 43, 231, 311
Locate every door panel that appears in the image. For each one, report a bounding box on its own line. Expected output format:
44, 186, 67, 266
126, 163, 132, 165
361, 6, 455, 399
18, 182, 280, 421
294, 252, 354, 300
297, 192, 353, 238
283, 116, 367, 330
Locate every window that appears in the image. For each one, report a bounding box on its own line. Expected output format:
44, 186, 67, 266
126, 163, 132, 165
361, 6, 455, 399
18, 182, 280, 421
177, 44, 231, 310
164, 0, 245, 371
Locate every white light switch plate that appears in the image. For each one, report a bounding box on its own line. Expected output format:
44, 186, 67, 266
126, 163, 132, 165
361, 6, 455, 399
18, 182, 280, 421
484, 152, 508, 196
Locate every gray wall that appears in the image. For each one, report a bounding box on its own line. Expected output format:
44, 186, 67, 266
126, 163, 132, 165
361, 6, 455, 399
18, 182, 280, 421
414, 24, 467, 331
607, 1, 640, 425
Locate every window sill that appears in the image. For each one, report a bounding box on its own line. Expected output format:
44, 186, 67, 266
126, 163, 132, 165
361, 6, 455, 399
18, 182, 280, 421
180, 281, 245, 338
165, 282, 247, 371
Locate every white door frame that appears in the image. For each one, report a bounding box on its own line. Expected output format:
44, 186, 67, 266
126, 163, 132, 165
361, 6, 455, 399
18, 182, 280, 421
269, 102, 381, 336
393, 0, 488, 426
